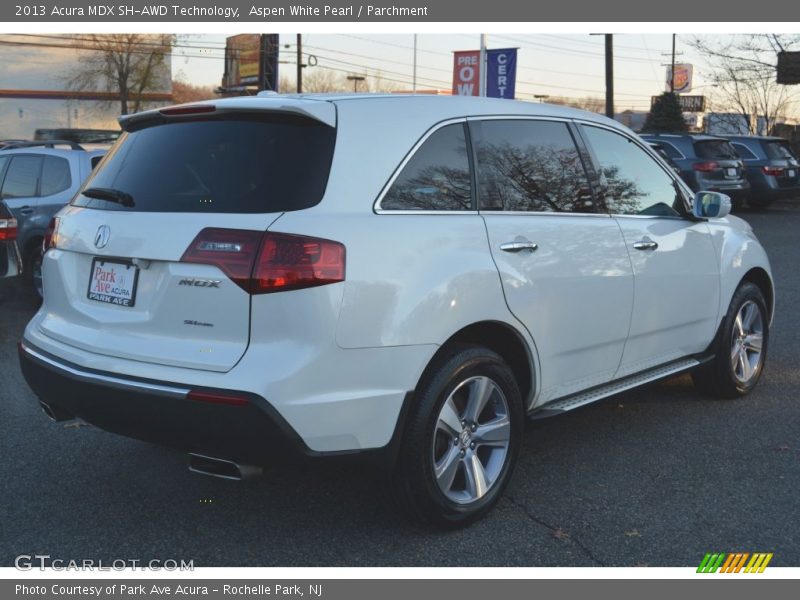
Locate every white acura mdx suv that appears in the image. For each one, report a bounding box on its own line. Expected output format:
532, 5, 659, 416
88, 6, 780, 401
19, 94, 773, 526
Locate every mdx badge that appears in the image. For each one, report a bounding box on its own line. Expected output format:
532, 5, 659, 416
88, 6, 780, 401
179, 278, 221, 288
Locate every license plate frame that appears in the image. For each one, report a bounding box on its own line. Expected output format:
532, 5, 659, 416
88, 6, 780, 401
86, 257, 139, 308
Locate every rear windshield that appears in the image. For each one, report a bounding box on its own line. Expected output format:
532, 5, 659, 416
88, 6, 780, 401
694, 140, 739, 159
72, 114, 336, 213
763, 140, 796, 160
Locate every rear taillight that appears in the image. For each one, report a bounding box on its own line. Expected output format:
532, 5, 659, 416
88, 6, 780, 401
693, 161, 720, 172
181, 228, 345, 295
762, 165, 785, 176
0, 217, 17, 241
43, 217, 60, 250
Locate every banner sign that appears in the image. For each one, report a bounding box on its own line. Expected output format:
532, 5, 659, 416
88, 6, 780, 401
452, 50, 481, 96
486, 48, 518, 99
666, 63, 693, 93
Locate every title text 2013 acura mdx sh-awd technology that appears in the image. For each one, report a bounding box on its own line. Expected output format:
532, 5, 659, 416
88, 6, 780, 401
19, 95, 774, 526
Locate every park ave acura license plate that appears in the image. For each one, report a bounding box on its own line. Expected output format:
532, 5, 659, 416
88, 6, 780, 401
87, 258, 139, 307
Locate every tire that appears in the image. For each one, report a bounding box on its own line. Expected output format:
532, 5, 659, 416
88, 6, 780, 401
692, 282, 769, 398
23, 240, 44, 301
394, 344, 523, 528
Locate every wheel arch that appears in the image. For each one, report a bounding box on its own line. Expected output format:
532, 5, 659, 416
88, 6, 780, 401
740, 266, 774, 323
418, 320, 537, 411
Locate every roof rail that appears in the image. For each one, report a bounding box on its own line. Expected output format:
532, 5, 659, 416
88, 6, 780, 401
1, 140, 85, 151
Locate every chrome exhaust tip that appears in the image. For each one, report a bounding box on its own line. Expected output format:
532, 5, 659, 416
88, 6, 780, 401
188, 453, 262, 481
39, 401, 74, 422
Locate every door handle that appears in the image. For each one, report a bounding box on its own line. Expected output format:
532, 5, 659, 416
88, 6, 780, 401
18, 206, 34, 215
500, 241, 538, 253
633, 239, 658, 251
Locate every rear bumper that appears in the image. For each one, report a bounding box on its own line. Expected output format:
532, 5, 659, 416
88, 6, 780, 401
18, 340, 331, 465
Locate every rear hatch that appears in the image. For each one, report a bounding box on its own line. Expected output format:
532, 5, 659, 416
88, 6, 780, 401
692, 139, 746, 184
762, 139, 800, 187
38, 104, 336, 372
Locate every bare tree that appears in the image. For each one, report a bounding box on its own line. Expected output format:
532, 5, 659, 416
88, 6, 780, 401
171, 71, 215, 105
547, 96, 605, 113
68, 34, 173, 115
690, 34, 800, 134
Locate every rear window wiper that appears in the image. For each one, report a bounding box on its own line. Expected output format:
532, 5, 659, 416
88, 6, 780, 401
81, 187, 135, 207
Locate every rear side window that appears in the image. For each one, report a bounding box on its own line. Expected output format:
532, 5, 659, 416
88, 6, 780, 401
40, 156, 72, 196
380, 123, 471, 211
763, 140, 796, 160
694, 140, 738, 159
655, 141, 683, 159
731, 143, 758, 160
475, 120, 594, 213
73, 114, 336, 213
1, 155, 42, 199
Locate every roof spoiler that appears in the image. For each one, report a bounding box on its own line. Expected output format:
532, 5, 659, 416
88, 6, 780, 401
119, 97, 337, 130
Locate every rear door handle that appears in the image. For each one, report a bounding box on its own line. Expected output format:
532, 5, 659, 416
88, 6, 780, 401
500, 241, 538, 253
18, 206, 34, 215
633, 239, 658, 251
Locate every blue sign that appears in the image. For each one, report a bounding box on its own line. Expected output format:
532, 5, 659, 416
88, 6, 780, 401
486, 48, 518, 99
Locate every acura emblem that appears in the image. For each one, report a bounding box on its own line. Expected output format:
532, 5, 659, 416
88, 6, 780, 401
94, 225, 111, 249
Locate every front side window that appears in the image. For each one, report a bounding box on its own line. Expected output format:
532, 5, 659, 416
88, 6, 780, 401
380, 123, 472, 211
1, 155, 42, 199
475, 120, 595, 213
582, 126, 683, 217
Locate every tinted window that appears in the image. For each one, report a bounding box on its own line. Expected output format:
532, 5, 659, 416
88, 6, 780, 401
476, 120, 594, 213
656, 141, 683, 159
763, 140, 796, 160
381, 123, 471, 211
731, 143, 758, 160
40, 156, 72, 196
73, 114, 336, 213
1, 155, 42, 199
582, 126, 682, 217
694, 139, 738, 159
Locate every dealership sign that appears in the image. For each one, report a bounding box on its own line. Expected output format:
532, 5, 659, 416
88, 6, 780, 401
453, 50, 481, 96
666, 63, 693, 93
486, 48, 518, 99
453, 48, 519, 98
651, 94, 706, 112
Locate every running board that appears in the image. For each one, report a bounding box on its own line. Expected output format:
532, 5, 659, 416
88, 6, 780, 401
528, 358, 700, 420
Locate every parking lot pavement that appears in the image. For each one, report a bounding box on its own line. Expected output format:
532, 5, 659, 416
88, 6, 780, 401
1, 202, 799, 568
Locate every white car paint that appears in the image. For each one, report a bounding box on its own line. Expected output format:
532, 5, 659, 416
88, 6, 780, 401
23, 94, 773, 453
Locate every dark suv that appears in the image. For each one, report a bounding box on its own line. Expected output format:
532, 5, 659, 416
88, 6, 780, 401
724, 136, 800, 208
640, 133, 750, 208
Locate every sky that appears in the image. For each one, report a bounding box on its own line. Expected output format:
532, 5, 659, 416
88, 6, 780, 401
173, 33, 719, 112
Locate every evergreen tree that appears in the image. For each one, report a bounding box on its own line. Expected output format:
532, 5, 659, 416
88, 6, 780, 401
642, 93, 688, 132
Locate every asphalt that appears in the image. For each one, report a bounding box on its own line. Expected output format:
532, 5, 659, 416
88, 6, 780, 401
1, 202, 798, 567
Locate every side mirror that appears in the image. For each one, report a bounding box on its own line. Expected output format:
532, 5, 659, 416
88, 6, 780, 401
693, 191, 732, 219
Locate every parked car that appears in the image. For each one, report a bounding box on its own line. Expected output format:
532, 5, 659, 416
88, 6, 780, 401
19, 95, 773, 527
647, 141, 681, 174
640, 133, 751, 208
0, 141, 106, 297
724, 135, 800, 208
0, 201, 21, 279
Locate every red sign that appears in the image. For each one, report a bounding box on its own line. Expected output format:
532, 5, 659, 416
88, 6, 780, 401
453, 50, 481, 96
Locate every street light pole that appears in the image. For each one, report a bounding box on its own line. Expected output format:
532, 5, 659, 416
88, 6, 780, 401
605, 34, 614, 119
297, 34, 303, 93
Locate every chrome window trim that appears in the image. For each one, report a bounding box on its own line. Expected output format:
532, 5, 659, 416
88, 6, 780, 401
374, 117, 470, 214
479, 210, 611, 218
20, 341, 190, 399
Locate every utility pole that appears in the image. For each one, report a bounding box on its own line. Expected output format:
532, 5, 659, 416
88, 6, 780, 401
670, 33, 676, 93
479, 34, 487, 97
412, 34, 417, 94
604, 34, 614, 119
297, 34, 303, 93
